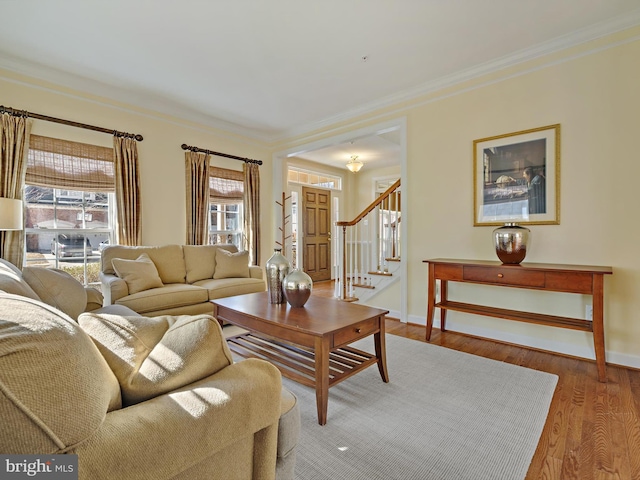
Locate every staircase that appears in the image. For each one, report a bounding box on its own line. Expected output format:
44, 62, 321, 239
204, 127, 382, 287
335, 179, 401, 303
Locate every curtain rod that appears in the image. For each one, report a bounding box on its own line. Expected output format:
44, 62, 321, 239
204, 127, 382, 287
0, 105, 143, 141
181, 143, 262, 165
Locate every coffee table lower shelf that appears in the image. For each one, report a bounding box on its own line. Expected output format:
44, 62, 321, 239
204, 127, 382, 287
227, 333, 379, 389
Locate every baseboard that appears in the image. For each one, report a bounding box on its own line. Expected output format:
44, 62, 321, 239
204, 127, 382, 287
406, 312, 640, 371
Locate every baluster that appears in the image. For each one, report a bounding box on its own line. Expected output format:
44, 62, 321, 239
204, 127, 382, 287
352, 225, 357, 294
395, 190, 400, 259
378, 205, 382, 272
364, 217, 371, 285
349, 226, 355, 297
334, 222, 340, 298
384, 201, 389, 272
341, 225, 347, 300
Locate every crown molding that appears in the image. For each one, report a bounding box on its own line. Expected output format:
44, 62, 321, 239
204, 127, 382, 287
274, 10, 640, 142
2, 9, 639, 145
0, 53, 275, 143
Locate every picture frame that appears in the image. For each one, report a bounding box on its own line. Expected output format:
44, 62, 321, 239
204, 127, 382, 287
473, 124, 560, 226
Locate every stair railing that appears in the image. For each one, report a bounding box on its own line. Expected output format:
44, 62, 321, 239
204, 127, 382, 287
335, 179, 401, 301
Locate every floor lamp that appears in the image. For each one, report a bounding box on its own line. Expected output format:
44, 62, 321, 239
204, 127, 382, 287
0, 198, 24, 261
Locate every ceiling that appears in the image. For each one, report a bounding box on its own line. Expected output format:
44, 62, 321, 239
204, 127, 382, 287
1, 1, 639, 152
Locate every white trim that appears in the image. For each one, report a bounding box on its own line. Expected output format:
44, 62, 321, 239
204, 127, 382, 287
272, 117, 408, 322
3, 12, 639, 143
274, 13, 640, 141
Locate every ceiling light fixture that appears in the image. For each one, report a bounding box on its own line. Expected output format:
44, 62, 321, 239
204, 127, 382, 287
346, 155, 363, 173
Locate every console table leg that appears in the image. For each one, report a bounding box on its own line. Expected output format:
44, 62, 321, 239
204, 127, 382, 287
426, 264, 436, 341
592, 274, 607, 382
440, 280, 448, 332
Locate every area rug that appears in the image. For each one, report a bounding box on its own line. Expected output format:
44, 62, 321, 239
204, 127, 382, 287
283, 334, 558, 480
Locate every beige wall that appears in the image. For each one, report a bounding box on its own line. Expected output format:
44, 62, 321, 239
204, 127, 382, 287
0, 71, 274, 265
273, 28, 640, 368
3, 26, 639, 368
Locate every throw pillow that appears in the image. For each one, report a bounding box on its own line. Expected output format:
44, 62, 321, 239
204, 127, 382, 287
183, 244, 238, 283
111, 253, 163, 294
213, 249, 250, 279
84, 287, 104, 312
78, 312, 233, 406
0, 292, 122, 456
22, 266, 88, 320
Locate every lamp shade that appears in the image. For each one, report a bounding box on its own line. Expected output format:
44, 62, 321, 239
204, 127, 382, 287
0, 198, 24, 230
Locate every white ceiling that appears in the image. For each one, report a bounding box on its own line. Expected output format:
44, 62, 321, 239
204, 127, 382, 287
291, 128, 403, 171
1, 0, 639, 149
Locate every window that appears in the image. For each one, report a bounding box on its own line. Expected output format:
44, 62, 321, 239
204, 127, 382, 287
288, 167, 341, 190
23, 135, 116, 287
209, 167, 244, 249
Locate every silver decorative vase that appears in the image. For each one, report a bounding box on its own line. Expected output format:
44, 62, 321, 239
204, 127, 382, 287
493, 223, 531, 264
265, 249, 290, 304
282, 269, 313, 308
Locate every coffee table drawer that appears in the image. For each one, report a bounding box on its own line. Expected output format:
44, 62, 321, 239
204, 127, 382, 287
334, 317, 379, 346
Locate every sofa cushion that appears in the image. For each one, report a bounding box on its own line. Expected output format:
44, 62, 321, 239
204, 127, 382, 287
112, 253, 164, 294
213, 249, 250, 279
0, 293, 122, 454
114, 283, 209, 315
102, 245, 187, 284
195, 277, 266, 300
0, 259, 40, 301
183, 244, 237, 284
78, 311, 233, 406
22, 266, 88, 320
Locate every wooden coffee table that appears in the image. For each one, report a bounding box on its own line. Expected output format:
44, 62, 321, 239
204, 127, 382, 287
212, 291, 390, 425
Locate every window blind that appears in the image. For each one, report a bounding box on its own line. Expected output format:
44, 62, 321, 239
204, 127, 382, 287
209, 166, 243, 205
26, 135, 115, 192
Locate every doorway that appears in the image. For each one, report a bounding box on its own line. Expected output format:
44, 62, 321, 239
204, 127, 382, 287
302, 186, 331, 282
272, 117, 407, 321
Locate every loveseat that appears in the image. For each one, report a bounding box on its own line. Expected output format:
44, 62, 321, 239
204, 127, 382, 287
0, 259, 299, 480
100, 244, 265, 317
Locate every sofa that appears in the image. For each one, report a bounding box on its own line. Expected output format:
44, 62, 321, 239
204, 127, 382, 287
100, 244, 265, 317
0, 259, 300, 480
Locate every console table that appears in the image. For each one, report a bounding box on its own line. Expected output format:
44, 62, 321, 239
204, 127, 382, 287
423, 258, 613, 382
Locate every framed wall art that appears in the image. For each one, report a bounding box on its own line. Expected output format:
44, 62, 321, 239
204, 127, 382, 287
473, 124, 560, 226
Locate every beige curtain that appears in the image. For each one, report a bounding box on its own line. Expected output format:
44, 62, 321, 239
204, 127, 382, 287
0, 113, 32, 267
113, 136, 141, 246
185, 151, 211, 245
243, 163, 260, 266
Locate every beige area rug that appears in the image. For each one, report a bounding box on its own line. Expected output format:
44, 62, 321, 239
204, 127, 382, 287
283, 334, 558, 480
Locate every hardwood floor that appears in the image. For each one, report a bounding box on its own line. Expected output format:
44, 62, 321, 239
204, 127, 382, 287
312, 281, 640, 480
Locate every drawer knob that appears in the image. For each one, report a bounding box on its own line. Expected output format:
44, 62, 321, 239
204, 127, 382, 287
355, 328, 362, 333
497, 273, 504, 278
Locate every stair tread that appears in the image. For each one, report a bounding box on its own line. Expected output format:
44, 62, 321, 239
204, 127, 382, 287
368, 271, 393, 276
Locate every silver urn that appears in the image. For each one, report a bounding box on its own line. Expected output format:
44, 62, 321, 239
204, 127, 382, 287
265, 249, 290, 304
493, 223, 531, 264
282, 269, 313, 308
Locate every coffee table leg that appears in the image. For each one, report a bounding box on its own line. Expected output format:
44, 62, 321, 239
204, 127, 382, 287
374, 324, 390, 383
315, 336, 330, 425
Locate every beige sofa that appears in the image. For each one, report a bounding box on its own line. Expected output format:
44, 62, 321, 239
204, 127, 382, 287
100, 244, 265, 317
0, 259, 299, 480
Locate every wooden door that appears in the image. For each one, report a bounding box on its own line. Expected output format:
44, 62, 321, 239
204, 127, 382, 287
302, 187, 331, 282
